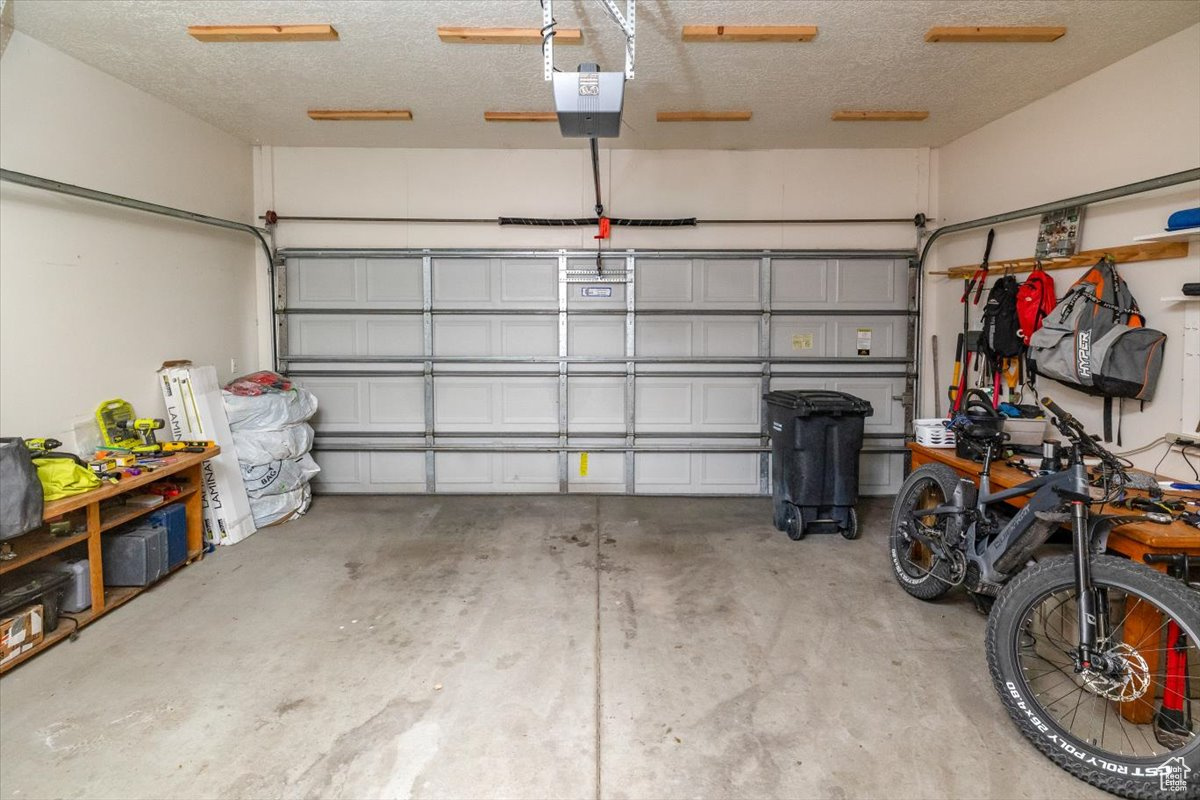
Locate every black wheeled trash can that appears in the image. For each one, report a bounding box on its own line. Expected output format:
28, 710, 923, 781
764, 390, 873, 541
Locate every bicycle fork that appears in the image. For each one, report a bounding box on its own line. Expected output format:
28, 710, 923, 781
1072, 500, 1101, 669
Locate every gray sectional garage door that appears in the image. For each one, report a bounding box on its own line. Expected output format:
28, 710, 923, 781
274, 249, 916, 495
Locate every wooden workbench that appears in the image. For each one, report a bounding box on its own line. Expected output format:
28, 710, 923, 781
0, 447, 218, 673
908, 442, 1200, 563
908, 442, 1200, 724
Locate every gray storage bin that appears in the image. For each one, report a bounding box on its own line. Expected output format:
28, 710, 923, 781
48, 558, 91, 612
102, 526, 167, 587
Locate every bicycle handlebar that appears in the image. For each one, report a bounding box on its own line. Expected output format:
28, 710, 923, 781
1041, 396, 1127, 480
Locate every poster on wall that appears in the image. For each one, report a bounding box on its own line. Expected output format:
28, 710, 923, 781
1035, 206, 1084, 259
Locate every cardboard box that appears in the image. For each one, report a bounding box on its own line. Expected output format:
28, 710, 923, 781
1, 605, 45, 666
158, 362, 257, 546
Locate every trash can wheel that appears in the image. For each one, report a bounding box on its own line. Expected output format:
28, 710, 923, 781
772, 501, 789, 533
783, 504, 805, 541
839, 507, 860, 540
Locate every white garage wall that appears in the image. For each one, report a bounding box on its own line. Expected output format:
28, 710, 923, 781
0, 32, 257, 447
924, 23, 1200, 476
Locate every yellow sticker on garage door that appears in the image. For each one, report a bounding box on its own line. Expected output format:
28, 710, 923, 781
791, 334, 814, 351
579, 452, 589, 477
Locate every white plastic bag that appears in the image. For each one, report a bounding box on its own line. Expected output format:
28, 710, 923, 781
241, 454, 320, 498
231, 423, 314, 465
223, 387, 318, 431
249, 483, 312, 528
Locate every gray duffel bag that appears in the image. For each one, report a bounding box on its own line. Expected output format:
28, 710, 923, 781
1, 437, 44, 540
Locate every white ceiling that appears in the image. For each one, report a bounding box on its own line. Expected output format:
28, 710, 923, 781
8, 0, 1199, 149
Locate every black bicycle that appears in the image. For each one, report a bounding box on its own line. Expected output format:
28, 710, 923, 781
890, 397, 1200, 799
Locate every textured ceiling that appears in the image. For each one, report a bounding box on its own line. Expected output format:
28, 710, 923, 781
8, 0, 1199, 149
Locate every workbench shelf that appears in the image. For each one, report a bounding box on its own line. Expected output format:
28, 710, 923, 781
0, 447, 218, 674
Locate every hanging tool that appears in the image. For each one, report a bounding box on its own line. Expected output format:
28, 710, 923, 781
931, 335, 941, 418
947, 333, 964, 410
961, 228, 995, 305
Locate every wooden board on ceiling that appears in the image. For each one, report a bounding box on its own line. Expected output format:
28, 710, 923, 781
657, 110, 753, 122
484, 112, 558, 122
188, 24, 339, 42
925, 26, 1066, 43
833, 110, 929, 121
437, 27, 582, 44
681, 25, 818, 42
308, 110, 413, 121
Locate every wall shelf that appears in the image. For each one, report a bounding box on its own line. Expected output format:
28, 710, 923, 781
938, 240, 1190, 279
1132, 229, 1200, 244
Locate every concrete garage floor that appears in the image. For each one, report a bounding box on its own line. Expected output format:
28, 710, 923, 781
0, 495, 1103, 800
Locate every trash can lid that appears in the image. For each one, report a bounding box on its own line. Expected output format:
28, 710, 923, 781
763, 390, 874, 417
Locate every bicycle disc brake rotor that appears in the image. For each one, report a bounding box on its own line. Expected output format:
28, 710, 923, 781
1081, 642, 1151, 702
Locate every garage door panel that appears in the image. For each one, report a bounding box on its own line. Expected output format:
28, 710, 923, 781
637, 260, 692, 304
364, 259, 423, 304
434, 380, 494, 427
302, 376, 424, 433
768, 375, 904, 435
829, 378, 904, 434
858, 452, 905, 496
367, 381, 425, 426
699, 382, 760, 427
291, 258, 358, 305
501, 382, 559, 425
292, 317, 358, 356
311, 451, 428, 493
302, 379, 361, 427
635, 452, 760, 494
568, 448, 624, 493
501, 453, 559, 485
835, 319, 902, 358
568, 378, 624, 428
701, 452, 760, 486
433, 258, 491, 304
637, 379, 758, 432
287, 257, 422, 308
500, 259, 558, 304
434, 452, 557, 492
637, 319, 692, 357
700, 259, 760, 305
434, 317, 490, 356
771, 260, 831, 307
365, 319, 423, 356
436, 452, 494, 485
770, 322, 828, 357
772, 259, 908, 310
568, 318, 624, 357
500, 319, 558, 356
701, 319, 759, 356
769, 316, 906, 359
636, 382, 692, 426
834, 259, 908, 308
635, 453, 691, 487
